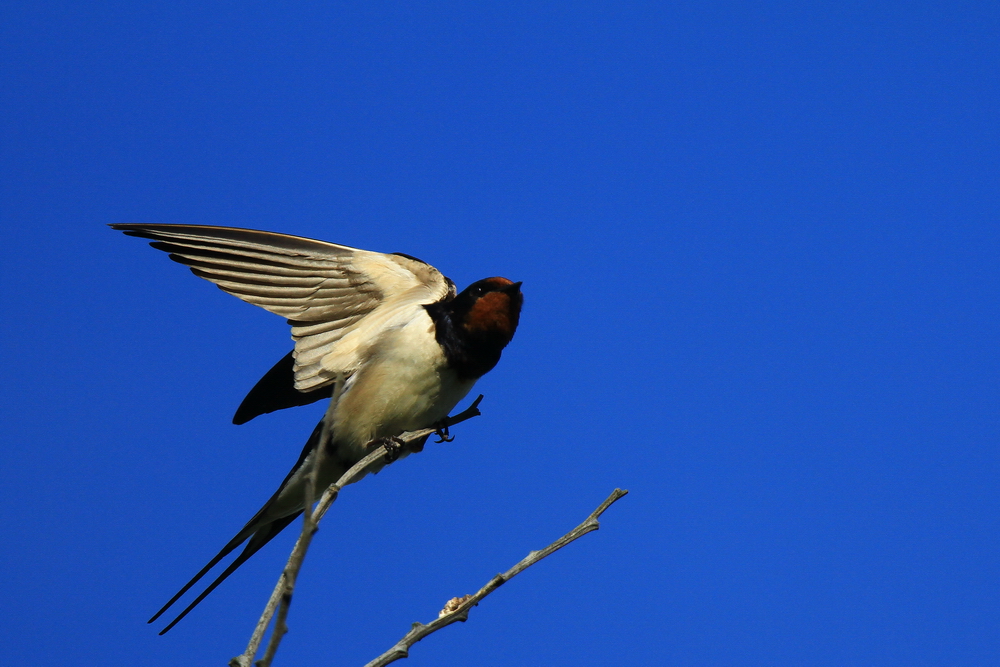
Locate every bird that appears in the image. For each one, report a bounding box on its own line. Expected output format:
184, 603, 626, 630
110, 223, 523, 634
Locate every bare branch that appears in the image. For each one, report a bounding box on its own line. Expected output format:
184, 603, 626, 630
253, 373, 344, 667
229, 395, 487, 667
362, 488, 629, 667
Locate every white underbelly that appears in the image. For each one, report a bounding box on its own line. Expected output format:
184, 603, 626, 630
331, 311, 476, 456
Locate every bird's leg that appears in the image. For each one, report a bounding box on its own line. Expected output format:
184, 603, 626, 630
431, 395, 484, 442
373, 436, 406, 462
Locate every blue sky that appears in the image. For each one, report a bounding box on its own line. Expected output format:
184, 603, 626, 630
2, 2, 999, 665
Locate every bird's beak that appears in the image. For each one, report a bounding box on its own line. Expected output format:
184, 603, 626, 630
501, 281, 523, 295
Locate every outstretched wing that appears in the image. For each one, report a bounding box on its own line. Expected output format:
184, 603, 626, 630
110, 224, 454, 394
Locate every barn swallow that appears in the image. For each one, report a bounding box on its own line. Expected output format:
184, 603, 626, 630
110, 224, 522, 633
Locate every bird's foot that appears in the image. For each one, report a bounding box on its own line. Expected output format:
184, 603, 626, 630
433, 421, 455, 443
376, 436, 406, 462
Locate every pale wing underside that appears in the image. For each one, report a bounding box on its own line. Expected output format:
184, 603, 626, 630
111, 224, 452, 391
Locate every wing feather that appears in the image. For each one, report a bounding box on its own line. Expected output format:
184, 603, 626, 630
110, 224, 452, 391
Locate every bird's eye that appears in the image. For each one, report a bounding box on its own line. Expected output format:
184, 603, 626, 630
473, 285, 486, 296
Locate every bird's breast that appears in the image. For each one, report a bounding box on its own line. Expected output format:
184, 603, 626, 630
330, 308, 476, 457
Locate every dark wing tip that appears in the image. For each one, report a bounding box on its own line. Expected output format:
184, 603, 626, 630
109, 223, 361, 257
109, 223, 162, 236
231, 410, 253, 426
233, 352, 333, 425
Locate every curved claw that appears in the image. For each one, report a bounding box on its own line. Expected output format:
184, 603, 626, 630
379, 436, 405, 462
434, 424, 455, 443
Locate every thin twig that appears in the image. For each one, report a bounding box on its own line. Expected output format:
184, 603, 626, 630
229, 395, 487, 667
362, 488, 629, 667
254, 374, 344, 667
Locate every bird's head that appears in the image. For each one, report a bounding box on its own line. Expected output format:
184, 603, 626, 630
453, 277, 523, 348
